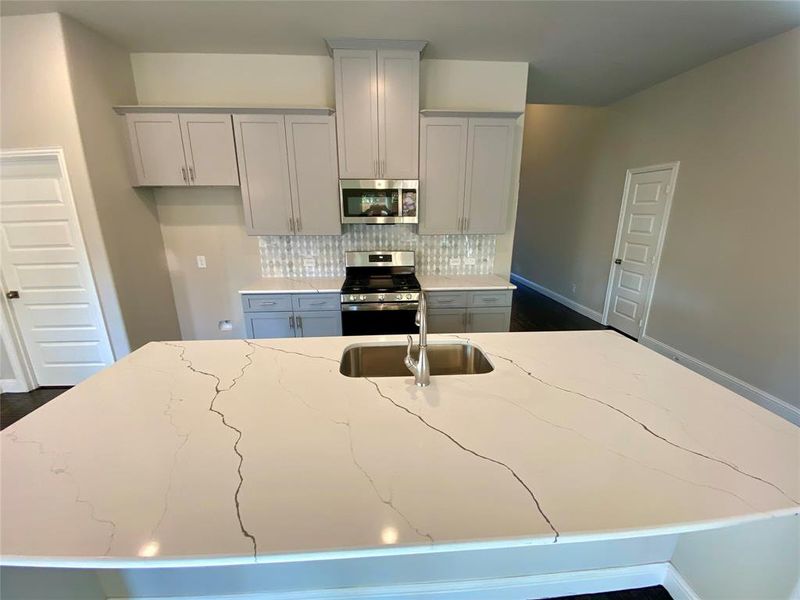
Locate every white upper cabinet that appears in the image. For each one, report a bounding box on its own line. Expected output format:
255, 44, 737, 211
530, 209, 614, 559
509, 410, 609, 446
377, 50, 420, 179
234, 113, 341, 236
285, 115, 341, 235
234, 114, 294, 235
125, 112, 239, 187
419, 115, 516, 235
126, 113, 187, 186
463, 118, 516, 234
333, 46, 421, 179
333, 50, 379, 179
419, 117, 468, 234
178, 114, 240, 186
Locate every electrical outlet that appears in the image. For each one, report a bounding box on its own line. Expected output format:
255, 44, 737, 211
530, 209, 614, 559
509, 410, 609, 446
196, 255, 207, 269
449, 258, 461, 267
218, 320, 233, 331
463, 257, 476, 266
303, 257, 315, 269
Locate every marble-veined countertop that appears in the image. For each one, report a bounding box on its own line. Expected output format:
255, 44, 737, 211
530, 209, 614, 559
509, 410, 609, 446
1, 331, 797, 568
238, 275, 515, 295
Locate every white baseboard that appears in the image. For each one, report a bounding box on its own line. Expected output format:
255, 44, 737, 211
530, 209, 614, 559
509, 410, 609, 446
640, 335, 800, 427
510, 273, 604, 323
116, 563, 672, 600
0, 378, 30, 393
663, 564, 700, 600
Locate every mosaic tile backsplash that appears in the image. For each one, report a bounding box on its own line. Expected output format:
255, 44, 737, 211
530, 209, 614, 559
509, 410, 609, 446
259, 225, 496, 277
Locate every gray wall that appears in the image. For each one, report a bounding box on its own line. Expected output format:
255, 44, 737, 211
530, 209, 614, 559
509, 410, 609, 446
512, 28, 799, 405
60, 16, 180, 348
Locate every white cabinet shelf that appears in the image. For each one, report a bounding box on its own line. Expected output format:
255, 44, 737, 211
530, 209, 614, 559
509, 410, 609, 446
333, 47, 421, 179
419, 115, 516, 234
234, 114, 340, 236
124, 112, 238, 187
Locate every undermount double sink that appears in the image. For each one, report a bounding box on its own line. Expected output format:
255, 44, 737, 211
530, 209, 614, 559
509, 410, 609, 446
339, 341, 494, 378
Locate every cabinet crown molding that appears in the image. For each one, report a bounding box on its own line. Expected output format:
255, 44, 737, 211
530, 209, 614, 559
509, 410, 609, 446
420, 109, 523, 118
113, 105, 334, 116
325, 38, 428, 55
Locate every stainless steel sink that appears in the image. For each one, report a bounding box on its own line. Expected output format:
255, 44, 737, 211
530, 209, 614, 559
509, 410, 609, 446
339, 341, 494, 378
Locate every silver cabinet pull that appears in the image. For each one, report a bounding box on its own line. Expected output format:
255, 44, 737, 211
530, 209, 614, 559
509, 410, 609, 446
464, 216, 469, 232
289, 315, 295, 329
289, 217, 295, 233
296, 315, 303, 335
310, 300, 325, 306
438, 299, 455, 304
296, 216, 302, 232
181, 166, 188, 183
188, 166, 195, 182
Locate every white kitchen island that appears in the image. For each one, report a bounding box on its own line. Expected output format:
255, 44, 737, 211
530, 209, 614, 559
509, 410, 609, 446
1, 331, 798, 599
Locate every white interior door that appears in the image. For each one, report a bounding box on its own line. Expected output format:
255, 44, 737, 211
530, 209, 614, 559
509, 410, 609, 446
605, 164, 677, 338
0, 152, 114, 386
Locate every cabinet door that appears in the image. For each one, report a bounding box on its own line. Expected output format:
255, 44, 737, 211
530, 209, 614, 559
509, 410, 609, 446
377, 49, 420, 179
419, 117, 468, 234
233, 114, 294, 235
295, 311, 342, 338
464, 118, 516, 234
246, 312, 297, 339
179, 114, 239, 186
126, 113, 187, 186
427, 308, 467, 334
333, 49, 379, 178
285, 115, 341, 235
466, 307, 512, 333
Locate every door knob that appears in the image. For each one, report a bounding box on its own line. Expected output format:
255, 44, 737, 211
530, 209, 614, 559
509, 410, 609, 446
614, 258, 622, 265
6, 290, 19, 299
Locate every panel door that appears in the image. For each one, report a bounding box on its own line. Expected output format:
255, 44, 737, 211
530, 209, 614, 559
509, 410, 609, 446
126, 113, 187, 186
607, 167, 674, 338
246, 312, 296, 339
377, 49, 420, 179
295, 311, 342, 338
233, 114, 294, 235
466, 307, 512, 333
333, 49, 379, 178
464, 118, 516, 234
178, 113, 239, 186
285, 115, 341, 235
427, 308, 467, 334
0, 154, 115, 385
418, 117, 468, 234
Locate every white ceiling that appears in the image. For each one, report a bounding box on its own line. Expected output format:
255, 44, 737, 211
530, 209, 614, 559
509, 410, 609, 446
2, 0, 798, 105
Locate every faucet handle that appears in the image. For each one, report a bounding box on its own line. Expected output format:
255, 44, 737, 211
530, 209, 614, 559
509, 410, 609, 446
406, 334, 414, 357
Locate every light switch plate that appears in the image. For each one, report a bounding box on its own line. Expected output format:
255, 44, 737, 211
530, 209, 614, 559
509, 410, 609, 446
449, 258, 461, 267
463, 257, 476, 266
303, 257, 315, 268
196, 255, 207, 269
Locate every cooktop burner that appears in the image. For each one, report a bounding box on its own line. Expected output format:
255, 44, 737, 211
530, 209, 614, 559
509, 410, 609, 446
341, 273, 421, 293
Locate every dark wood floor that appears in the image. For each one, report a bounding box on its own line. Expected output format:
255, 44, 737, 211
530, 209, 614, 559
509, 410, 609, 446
555, 585, 672, 600
0, 286, 605, 432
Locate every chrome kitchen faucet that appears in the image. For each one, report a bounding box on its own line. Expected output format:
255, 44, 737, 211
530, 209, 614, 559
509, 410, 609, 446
404, 292, 430, 386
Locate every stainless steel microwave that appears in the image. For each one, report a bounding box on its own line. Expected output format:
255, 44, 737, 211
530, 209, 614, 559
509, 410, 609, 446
340, 179, 418, 224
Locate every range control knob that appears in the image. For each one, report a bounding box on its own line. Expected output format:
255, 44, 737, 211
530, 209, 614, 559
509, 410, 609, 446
378, 294, 385, 302
359, 295, 366, 301
396, 293, 404, 301
349, 294, 356, 302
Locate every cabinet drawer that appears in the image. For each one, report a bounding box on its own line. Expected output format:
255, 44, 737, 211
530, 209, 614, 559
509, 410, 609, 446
242, 294, 293, 312
292, 294, 341, 312
468, 290, 512, 307
427, 308, 467, 334
426, 292, 468, 308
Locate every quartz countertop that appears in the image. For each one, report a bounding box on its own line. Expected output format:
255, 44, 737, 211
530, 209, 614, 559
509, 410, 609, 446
238, 277, 345, 294
417, 274, 516, 291
239, 275, 515, 295
2, 331, 797, 568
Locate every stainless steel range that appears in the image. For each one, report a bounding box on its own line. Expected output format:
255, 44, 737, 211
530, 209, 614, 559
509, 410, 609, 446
340, 251, 421, 336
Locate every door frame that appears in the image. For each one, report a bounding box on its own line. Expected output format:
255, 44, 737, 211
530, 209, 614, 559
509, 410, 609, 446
602, 162, 680, 340
0, 147, 113, 390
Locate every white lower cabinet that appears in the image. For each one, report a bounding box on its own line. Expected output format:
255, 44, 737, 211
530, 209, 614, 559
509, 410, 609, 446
242, 294, 341, 339
426, 290, 512, 334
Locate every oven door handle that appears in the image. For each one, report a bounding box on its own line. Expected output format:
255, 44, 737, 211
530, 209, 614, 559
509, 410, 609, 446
341, 302, 419, 312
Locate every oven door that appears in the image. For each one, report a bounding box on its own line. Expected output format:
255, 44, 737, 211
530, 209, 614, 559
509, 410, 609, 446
340, 180, 418, 224
341, 302, 419, 336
